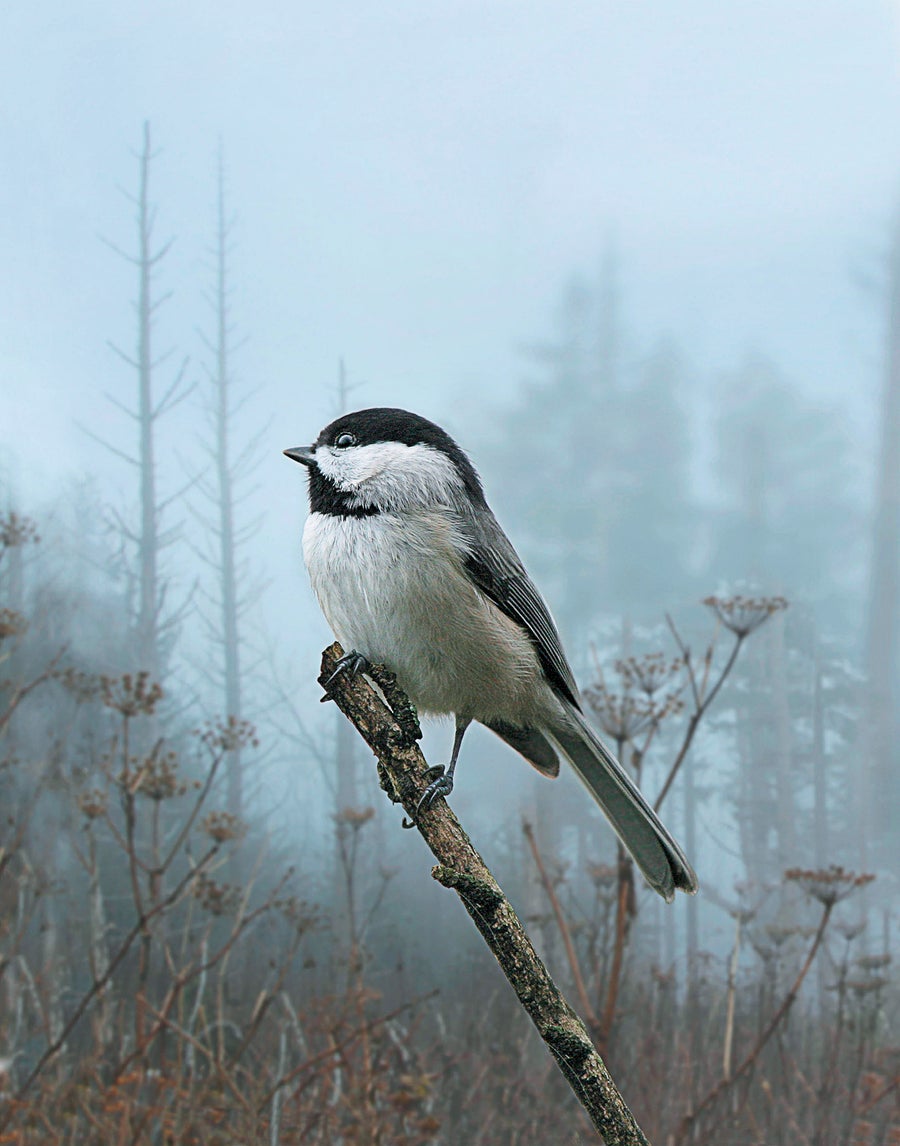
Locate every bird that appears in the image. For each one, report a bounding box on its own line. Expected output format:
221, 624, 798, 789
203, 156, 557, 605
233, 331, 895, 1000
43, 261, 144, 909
284, 407, 697, 902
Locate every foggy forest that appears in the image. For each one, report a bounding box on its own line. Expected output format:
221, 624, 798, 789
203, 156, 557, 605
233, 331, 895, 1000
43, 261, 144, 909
2, 5, 899, 1145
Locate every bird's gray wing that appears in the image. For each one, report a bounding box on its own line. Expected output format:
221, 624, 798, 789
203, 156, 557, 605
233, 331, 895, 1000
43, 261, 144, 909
455, 503, 581, 711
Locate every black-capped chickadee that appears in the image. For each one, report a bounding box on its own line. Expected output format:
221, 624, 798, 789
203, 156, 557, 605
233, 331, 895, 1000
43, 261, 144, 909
285, 408, 697, 902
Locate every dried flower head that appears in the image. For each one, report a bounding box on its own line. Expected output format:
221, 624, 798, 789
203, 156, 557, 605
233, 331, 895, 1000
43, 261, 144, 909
0, 608, 27, 641
0, 512, 40, 550
55, 667, 102, 704
846, 977, 889, 997
749, 933, 776, 964
389, 1071, 436, 1112
118, 750, 187, 801
835, 919, 867, 943
850, 1119, 876, 1146
202, 810, 247, 844
703, 594, 788, 637
198, 716, 259, 754
276, 895, 319, 934
726, 906, 757, 925
77, 789, 108, 820
585, 652, 683, 747
584, 685, 657, 745
193, 872, 240, 917
616, 652, 685, 698
765, 924, 798, 948
725, 880, 765, 924
586, 862, 618, 889
335, 805, 375, 830
101, 672, 163, 718
785, 865, 875, 906
856, 953, 891, 972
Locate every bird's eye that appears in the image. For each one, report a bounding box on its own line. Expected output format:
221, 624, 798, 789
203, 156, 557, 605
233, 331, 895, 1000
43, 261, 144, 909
334, 432, 357, 448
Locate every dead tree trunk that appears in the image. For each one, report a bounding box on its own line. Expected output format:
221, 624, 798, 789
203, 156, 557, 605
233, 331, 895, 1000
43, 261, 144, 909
212, 149, 243, 820
812, 636, 828, 870
101, 122, 190, 686
135, 126, 158, 681
863, 211, 900, 843
768, 611, 796, 866
195, 144, 265, 824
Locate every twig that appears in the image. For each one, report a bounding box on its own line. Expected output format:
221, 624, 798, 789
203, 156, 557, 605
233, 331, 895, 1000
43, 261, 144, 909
674, 899, 833, 1145
654, 621, 743, 812
722, 914, 742, 1081
523, 820, 600, 1039
854, 1071, 900, 1115
257, 990, 438, 1110
318, 642, 652, 1146
0, 649, 66, 734
1, 845, 220, 1129
599, 850, 633, 1048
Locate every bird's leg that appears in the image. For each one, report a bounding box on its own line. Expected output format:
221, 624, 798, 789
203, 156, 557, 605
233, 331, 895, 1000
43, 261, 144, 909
415, 716, 471, 818
320, 649, 370, 700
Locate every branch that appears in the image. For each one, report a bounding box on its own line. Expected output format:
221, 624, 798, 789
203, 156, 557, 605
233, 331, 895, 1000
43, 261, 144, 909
654, 620, 744, 812
318, 642, 651, 1146
77, 422, 140, 468
0, 649, 65, 735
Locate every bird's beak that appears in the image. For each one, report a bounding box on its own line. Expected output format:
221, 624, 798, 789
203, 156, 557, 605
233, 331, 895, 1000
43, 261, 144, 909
283, 446, 316, 467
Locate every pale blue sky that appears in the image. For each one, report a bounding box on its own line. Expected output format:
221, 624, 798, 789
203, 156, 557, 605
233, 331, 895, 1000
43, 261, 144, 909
1, 2, 898, 618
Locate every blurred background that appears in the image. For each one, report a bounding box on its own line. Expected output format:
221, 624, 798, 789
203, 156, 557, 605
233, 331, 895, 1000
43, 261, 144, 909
1, 3, 898, 1143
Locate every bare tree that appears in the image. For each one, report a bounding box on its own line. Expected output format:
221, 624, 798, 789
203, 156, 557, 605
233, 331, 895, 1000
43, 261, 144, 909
95, 122, 192, 683
863, 209, 900, 846
193, 143, 266, 822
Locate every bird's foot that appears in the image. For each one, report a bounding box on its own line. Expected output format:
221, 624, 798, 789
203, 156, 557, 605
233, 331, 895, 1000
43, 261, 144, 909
415, 764, 454, 816
320, 649, 370, 701
402, 765, 455, 829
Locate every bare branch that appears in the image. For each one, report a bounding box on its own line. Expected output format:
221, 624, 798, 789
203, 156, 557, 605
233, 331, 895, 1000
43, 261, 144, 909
105, 340, 140, 370
318, 642, 651, 1145
78, 422, 140, 467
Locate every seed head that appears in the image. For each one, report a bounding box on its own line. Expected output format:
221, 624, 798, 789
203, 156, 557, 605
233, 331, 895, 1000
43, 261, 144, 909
703, 594, 788, 637
785, 865, 875, 906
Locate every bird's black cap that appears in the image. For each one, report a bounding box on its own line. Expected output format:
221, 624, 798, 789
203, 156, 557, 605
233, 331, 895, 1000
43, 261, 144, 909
315, 408, 487, 506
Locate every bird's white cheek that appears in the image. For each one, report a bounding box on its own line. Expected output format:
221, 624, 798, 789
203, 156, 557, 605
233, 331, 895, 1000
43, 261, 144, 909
315, 448, 383, 490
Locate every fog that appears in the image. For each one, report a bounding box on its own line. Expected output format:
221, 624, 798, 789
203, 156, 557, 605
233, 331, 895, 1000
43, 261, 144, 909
1, 4, 898, 1143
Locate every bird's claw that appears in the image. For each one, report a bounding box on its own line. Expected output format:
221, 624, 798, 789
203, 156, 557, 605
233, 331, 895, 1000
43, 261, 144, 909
320, 650, 370, 700
402, 766, 454, 828
415, 765, 454, 817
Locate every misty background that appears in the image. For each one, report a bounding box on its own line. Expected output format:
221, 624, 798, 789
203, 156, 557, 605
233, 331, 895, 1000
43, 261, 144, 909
1, 3, 899, 1143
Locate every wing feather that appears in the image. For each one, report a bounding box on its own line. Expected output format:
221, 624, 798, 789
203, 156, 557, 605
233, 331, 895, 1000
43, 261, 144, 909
456, 504, 582, 711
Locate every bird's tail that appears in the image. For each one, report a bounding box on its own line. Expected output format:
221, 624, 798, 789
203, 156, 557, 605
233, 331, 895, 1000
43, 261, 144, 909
548, 706, 698, 902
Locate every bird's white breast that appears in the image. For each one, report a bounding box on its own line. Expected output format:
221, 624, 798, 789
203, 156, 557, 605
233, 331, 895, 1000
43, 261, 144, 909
301, 509, 550, 723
